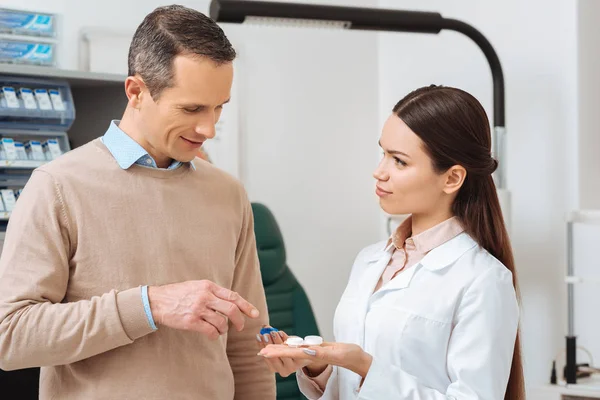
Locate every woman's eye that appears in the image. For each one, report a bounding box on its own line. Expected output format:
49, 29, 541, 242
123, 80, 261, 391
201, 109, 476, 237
184, 107, 200, 113
394, 157, 406, 166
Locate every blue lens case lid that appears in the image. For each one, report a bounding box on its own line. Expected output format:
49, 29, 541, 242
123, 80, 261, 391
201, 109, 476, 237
259, 327, 279, 335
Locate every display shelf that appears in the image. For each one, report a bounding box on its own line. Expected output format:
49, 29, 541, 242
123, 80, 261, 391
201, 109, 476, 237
0, 64, 125, 88
0, 160, 46, 169
530, 375, 600, 399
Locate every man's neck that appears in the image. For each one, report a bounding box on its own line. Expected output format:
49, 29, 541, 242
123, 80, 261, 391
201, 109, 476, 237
118, 109, 172, 168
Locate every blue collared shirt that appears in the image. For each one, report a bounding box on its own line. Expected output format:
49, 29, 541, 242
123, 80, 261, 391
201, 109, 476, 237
101, 120, 197, 331
101, 120, 196, 171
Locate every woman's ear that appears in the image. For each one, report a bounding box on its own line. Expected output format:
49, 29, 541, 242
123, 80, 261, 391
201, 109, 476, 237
443, 165, 467, 195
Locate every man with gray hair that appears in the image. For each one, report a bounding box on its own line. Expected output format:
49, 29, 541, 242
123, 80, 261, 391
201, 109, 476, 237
0, 5, 275, 399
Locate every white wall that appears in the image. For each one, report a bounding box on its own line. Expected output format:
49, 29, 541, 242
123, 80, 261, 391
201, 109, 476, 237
377, 0, 578, 389
578, 0, 600, 209
2, 0, 382, 341
224, 0, 381, 342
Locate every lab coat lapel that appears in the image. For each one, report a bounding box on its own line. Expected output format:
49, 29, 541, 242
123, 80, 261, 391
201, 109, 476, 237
355, 249, 392, 346
378, 263, 420, 292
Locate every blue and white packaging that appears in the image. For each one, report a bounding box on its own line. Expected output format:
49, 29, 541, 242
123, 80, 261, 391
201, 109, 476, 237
0, 9, 55, 37
14, 141, 26, 160
1, 189, 16, 212
48, 89, 65, 111
34, 88, 52, 110
24, 140, 44, 161
1, 137, 17, 160
1, 86, 19, 108
0, 38, 54, 66
19, 87, 37, 109
42, 139, 62, 160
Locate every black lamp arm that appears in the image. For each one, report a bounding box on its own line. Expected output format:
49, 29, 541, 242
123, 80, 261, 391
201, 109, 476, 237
440, 18, 505, 128
210, 0, 505, 129
209, 0, 506, 187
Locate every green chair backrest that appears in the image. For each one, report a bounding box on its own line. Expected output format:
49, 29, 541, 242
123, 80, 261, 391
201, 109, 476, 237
252, 203, 320, 400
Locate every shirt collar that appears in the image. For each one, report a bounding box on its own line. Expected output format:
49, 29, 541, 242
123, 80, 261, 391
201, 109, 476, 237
384, 215, 465, 255
102, 120, 196, 171
369, 231, 477, 271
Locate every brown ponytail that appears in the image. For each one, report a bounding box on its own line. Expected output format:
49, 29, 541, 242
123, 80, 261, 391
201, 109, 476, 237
393, 85, 525, 400
454, 174, 525, 400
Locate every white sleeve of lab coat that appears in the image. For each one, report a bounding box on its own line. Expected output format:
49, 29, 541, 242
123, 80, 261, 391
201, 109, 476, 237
357, 268, 519, 400
297, 365, 339, 400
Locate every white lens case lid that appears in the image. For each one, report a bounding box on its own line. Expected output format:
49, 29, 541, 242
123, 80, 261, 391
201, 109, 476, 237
284, 335, 323, 347
285, 336, 304, 347
303, 335, 323, 346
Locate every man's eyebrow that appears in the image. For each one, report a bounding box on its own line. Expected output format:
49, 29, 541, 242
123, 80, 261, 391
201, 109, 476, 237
178, 99, 231, 108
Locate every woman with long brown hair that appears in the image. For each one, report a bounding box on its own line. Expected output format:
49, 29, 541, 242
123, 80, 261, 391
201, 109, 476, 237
258, 85, 525, 399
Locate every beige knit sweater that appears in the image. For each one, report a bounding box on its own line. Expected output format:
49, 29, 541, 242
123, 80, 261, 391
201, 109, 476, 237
0, 138, 275, 399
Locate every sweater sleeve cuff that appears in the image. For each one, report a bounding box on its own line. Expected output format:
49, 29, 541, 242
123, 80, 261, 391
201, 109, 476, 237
297, 365, 333, 399
141, 285, 158, 330
116, 286, 155, 341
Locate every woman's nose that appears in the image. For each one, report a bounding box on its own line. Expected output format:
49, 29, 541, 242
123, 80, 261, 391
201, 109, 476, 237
373, 161, 389, 181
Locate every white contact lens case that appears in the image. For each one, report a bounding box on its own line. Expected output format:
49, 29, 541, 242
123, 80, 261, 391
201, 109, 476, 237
285, 335, 323, 347
285, 337, 304, 347
303, 336, 323, 346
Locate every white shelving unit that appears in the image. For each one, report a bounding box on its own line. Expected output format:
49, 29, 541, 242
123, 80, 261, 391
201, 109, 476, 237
0, 64, 127, 230
0, 64, 127, 147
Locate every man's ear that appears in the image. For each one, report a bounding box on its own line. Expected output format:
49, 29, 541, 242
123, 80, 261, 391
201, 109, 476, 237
443, 165, 467, 195
124, 75, 147, 109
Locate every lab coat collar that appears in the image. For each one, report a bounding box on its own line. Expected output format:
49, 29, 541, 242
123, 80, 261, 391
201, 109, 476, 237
363, 250, 393, 291
365, 241, 392, 263
364, 233, 477, 295
365, 232, 478, 271
419, 232, 478, 271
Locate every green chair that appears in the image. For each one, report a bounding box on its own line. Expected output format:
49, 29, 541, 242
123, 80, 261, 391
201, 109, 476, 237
251, 203, 320, 400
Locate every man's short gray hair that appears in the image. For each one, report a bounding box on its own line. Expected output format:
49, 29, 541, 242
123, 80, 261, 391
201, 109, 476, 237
128, 5, 236, 99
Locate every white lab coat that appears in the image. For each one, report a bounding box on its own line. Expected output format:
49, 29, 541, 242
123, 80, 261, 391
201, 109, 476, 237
298, 232, 519, 399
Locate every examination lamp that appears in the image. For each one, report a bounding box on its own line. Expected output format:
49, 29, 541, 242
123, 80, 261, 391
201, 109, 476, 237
209, 0, 507, 192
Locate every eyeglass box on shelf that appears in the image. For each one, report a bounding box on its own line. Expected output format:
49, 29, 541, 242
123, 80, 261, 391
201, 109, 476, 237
0, 38, 55, 67
0, 8, 56, 38
0, 75, 75, 132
